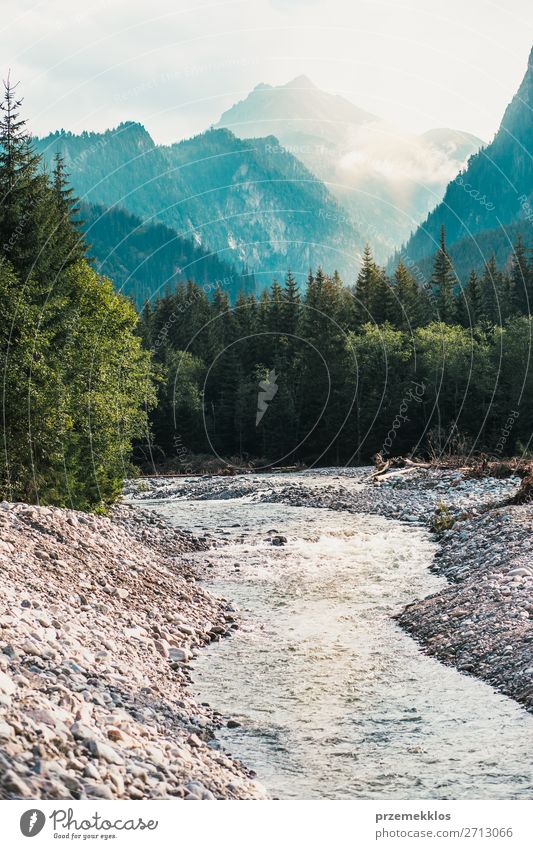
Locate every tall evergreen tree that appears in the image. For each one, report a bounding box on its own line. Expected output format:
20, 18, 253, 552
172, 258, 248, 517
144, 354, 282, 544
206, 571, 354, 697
49, 152, 86, 273
431, 225, 456, 324
510, 235, 532, 315
480, 255, 502, 326
354, 244, 376, 323
392, 259, 422, 330
281, 270, 300, 336
461, 270, 483, 326
0, 75, 49, 281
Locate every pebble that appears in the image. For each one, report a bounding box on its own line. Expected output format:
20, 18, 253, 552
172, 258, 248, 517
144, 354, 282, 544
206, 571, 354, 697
0, 671, 16, 695
0, 501, 264, 801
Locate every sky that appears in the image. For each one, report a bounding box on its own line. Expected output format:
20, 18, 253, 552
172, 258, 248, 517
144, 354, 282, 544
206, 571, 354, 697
1, 0, 532, 145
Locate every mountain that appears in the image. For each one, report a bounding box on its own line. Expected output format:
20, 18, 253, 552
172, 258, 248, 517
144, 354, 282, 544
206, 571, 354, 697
215, 76, 377, 151
398, 46, 533, 279
81, 202, 252, 307
36, 123, 362, 289
216, 78, 484, 261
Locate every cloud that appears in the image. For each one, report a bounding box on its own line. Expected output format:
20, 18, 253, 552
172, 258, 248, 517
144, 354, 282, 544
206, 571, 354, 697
337, 123, 479, 186
0, 0, 531, 144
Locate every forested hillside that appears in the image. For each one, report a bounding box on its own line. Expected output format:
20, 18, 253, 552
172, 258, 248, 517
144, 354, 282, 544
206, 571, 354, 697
36, 124, 362, 289
82, 202, 253, 307
398, 47, 533, 278
3, 74, 533, 495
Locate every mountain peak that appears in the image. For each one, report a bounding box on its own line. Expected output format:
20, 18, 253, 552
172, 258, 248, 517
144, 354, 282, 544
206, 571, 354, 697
283, 75, 317, 90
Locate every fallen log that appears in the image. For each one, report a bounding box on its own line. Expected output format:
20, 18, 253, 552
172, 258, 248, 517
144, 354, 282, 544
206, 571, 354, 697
370, 455, 431, 480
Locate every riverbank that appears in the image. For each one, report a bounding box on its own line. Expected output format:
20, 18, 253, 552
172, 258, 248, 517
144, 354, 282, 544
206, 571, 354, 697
0, 501, 265, 800
126, 467, 533, 715
2, 467, 531, 800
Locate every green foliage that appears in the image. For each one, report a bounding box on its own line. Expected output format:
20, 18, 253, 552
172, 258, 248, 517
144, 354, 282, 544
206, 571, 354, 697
431, 502, 456, 534
142, 233, 533, 468
5, 77, 533, 483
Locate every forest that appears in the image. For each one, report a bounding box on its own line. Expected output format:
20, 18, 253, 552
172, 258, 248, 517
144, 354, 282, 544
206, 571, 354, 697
0, 80, 154, 509
142, 233, 533, 470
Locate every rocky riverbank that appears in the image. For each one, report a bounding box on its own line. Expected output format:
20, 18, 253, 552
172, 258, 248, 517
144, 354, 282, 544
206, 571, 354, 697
127, 467, 533, 715
397, 501, 533, 712
0, 501, 265, 800
3, 467, 531, 801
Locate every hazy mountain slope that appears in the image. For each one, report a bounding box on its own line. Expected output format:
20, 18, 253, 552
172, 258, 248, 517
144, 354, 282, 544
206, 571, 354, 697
215, 76, 377, 150
36, 124, 362, 288
216, 78, 483, 261
397, 219, 532, 285
82, 202, 251, 307
399, 46, 533, 273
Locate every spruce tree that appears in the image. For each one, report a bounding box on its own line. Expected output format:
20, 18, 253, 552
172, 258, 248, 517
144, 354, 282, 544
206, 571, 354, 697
0, 75, 48, 281
465, 270, 482, 325
49, 151, 86, 272
355, 244, 376, 323
282, 270, 300, 336
431, 225, 456, 324
510, 235, 532, 315
370, 266, 393, 325
393, 260, 422, 330
269, 279, 284, 333
480, 256, 502, 326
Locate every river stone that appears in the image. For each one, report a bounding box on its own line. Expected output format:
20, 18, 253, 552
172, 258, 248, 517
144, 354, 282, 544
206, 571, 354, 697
88, 739, 125, 766
169, 647, 190, 662
185, 781, 215, 800
83, 782, 114, 800
0, 720, 14, 739
0, 670, 16, 695
270, 535, 287, 546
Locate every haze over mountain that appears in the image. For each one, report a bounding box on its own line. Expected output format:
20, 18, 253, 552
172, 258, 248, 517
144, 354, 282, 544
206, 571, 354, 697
81, 202, 252, 307
216, 76, 484, 261
36, 123, 362, 291
399, 46, 533, 282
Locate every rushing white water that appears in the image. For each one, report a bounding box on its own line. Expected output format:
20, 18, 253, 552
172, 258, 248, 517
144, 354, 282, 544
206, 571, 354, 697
141, 476, 533, 800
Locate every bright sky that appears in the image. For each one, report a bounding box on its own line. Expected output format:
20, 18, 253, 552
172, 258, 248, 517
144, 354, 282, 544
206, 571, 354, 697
2, 0, 532, 144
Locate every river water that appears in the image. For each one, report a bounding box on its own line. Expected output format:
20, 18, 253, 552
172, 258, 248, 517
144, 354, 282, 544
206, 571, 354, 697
141, 474, 533, 800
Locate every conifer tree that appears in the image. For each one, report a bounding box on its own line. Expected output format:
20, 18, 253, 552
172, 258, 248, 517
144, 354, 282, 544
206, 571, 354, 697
480, 256, 502, 325
369, 266, 393, 325
463, 270, 482, 325
354, 244, 376, 322
0, 75, 48, 280
268, 279, 284, 333
510, 235, 532, 315
431, 225, 456, 324
282, 270, 300, 336
49, 151, 86, 272
393, 260, 422, 330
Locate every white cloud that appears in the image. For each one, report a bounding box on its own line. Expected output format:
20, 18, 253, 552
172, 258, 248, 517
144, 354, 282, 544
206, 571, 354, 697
1, 0, 532, 143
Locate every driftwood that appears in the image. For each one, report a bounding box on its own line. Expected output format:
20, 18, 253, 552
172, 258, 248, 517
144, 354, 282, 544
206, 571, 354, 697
371, 453, 533, 488
371, 454, 432, 481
